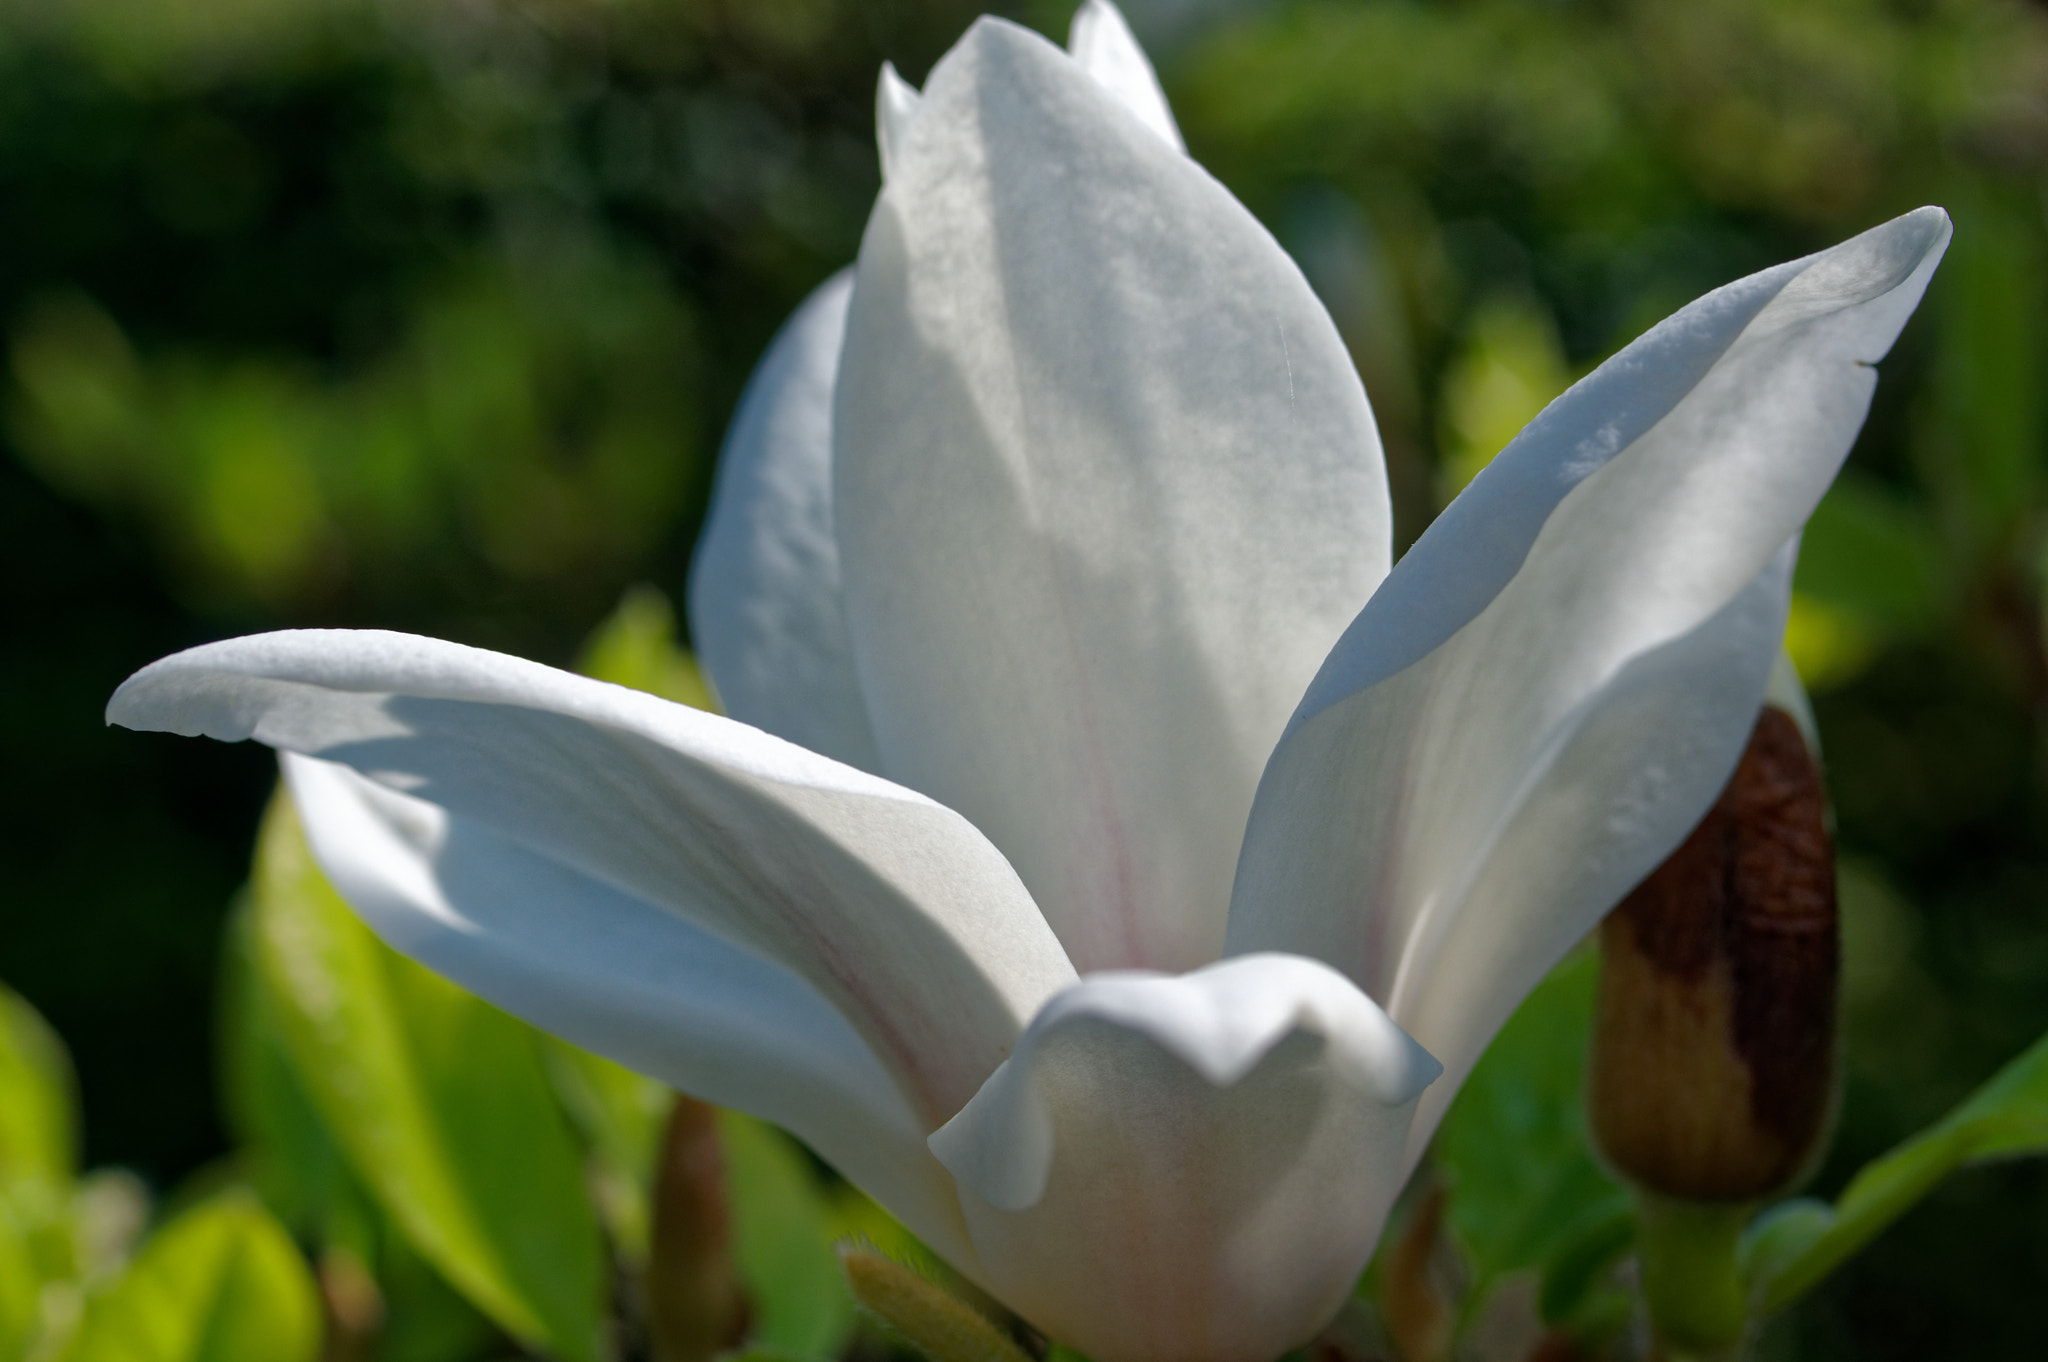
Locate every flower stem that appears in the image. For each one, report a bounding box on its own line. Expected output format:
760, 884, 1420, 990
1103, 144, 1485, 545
1635, 1193, 1751, 1361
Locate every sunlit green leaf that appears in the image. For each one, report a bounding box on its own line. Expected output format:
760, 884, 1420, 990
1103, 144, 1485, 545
0, 982, 78, 1190
1433, 948, 1631, 1321
720, 1111, 855, 1358
576, 583, 716, 709
248, 791, 605, 1361
1746, 1024, 2048, 1312
1435, 291, 1571, 501
221, 890, 504, 1359
62, 1191, 319, 1362
0, 1188, 44, 1361
217, 895, 376, 1256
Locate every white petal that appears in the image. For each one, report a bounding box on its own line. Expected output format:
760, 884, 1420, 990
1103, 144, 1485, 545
1228, 208, 1949, 1151
109, 629, 1078, 1126
875, 63, 921, 182
283, 754, 976, 1266
836, 18, 1390, 974
1392, 552, 1794, 1160
1066, 0, 1184, 153
689, 270, 883, 773
929, 955, 1437, 1362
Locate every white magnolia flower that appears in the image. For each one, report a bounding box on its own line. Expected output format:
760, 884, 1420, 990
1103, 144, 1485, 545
110, 5, 1948, 1360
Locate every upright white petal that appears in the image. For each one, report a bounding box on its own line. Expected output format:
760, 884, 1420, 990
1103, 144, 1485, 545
690, 271, 883, 772
283, 755, 975, 1265
1067, 0, 1184, 152
1228, 208, 1950, 1153
875, 63, 922, 182
930, 955, 1438, 1362
108, 630, 1078, 1129
1394, 552, 1795, 1159
836, 18, 1390, 974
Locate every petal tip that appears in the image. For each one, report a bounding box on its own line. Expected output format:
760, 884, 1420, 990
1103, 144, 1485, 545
875, 62, 921, 180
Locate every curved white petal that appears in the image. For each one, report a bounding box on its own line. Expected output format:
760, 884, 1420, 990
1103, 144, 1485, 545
929, 955, 1437, 1362
1067, 0, 1184, 153
689, 270, 883, 773
1228, 208, 1949, 1151
109, 630, 1077, 1126
1392, 551, 1794, 1160
876, 63, 921, 182
836, 18, 1390, 974
282, 754, 975, 1265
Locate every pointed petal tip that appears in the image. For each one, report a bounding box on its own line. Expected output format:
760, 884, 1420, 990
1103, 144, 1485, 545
105, 637, 272, 741
1065, 0, 1185, 152
875, 62, 922, 181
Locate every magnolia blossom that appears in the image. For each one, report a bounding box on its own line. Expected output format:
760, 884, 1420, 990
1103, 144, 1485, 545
110, 5, 1947, 1360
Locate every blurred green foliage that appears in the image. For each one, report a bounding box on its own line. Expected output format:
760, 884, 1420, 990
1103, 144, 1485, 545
2, 0, 2047, 1357
243, 794, 605, 1361
61, 1191, 322, 1362
0, 595, 886, 1362
1434, 950, 1633, 1340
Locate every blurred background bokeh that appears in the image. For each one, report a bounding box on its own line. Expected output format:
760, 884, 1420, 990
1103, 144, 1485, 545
4, 0, 2046, 1357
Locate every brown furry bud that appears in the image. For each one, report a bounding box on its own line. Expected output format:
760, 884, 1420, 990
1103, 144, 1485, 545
1587, 707, 1838, 1203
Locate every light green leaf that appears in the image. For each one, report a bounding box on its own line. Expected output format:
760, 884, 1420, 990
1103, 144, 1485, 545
577, 584, 716, 709
0, 983, 78, 1190
544, 1039, 669, 1260
1793, 474, 1946, 635
249, 791, 605, 1361
719, 1111, 855, 1359
1746, 1025, 2048, 1312
0, 1187, 45, 1361
62, 1191, 319, 1362
1436, 291, 1571, 501
1433, 948, 1632, 1319
217, 896, 375, 1255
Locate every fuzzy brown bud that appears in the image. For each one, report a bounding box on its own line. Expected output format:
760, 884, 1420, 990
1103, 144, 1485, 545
1587, 706, 1838, 1203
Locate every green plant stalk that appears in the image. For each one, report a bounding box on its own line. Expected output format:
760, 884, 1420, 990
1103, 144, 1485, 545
1635, 1194, 1751, 1360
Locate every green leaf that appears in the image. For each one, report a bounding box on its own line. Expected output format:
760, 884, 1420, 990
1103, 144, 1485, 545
1432, 948, 1632, 1318
1436, 292, 1571, 501
0, 983, 78, 1190
1747, 1024, 2048, 1312
376, 1228, 503, 1362
719, 1111, 855, 1358
0, 1188, 45, 1361
1535, 1203, 1635, 1331
1921, 186, 2044, 561
1793, 473, 1946, 636
216, 896, 375, 1254
62, 1191, 320, 1362
248, 790, 605, 1361
577, 584, 716, 709
544, 1039, 669, 1260
222, 893, 503, 1360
